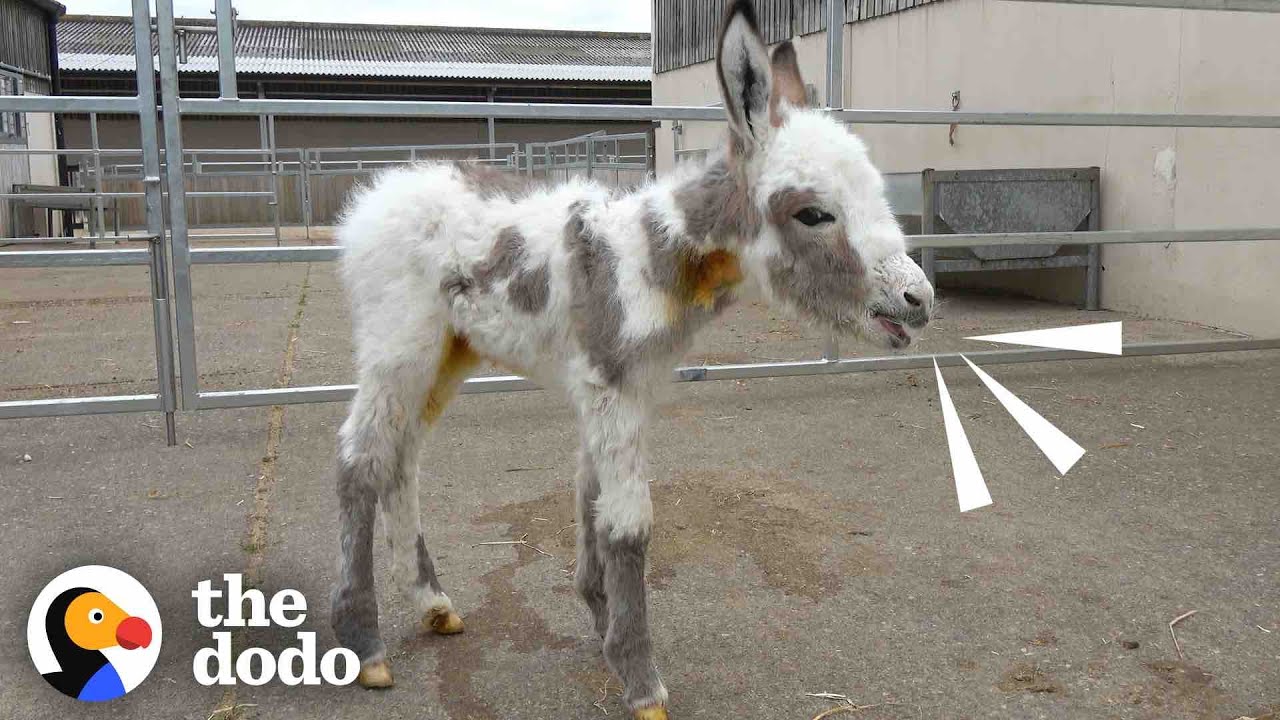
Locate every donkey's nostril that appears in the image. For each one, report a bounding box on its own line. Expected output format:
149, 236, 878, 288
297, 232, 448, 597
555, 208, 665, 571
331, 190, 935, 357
903, 290, 923, 307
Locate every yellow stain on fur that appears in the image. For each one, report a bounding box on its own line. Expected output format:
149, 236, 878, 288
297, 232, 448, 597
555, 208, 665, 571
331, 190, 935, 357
669, 249, 743, 321
421, 332, 481, 425
691, 249, 742, 309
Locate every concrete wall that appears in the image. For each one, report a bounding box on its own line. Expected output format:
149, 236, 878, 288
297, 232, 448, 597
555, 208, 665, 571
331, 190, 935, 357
652, 0, 1280, 337
654, 31, 830, 175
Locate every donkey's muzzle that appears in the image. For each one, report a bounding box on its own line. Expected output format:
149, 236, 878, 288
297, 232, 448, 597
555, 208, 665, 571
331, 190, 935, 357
891, 278, 934, 329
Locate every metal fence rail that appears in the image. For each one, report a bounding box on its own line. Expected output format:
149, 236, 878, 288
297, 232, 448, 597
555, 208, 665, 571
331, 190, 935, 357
1, 0, 1278, 445
1008, 0, 1280, 11
7, 94, 1280, 129
0, 0, 178, 440
1, 138, 637, 243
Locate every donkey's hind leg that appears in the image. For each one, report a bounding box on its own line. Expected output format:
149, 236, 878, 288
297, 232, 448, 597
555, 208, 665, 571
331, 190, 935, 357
332, 326, 472, 688
381, 332, 478, 636
333, 376, 417, 689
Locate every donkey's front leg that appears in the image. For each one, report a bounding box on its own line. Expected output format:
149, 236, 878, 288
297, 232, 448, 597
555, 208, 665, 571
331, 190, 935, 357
581, 391, 668, 719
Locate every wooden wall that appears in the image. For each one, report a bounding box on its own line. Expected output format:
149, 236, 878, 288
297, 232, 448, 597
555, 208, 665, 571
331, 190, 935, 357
0, 0, 54, 93
0, 152, 32, 237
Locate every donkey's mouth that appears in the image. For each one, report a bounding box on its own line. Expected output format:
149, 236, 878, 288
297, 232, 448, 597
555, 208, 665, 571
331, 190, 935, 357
873, 314, 912, 347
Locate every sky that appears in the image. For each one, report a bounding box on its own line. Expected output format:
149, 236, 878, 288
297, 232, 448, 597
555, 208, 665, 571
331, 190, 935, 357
59, 0, 652, 32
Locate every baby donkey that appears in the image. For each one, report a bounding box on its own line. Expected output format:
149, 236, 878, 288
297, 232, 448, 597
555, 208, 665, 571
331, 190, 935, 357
330, 1, 934, 717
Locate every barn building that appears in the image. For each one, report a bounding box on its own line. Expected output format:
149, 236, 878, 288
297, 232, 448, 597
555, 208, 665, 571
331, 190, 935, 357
56, 15, 654, 153
652, 0, 1280, 338
36, 14, 655, 231
1, 0, 63, 238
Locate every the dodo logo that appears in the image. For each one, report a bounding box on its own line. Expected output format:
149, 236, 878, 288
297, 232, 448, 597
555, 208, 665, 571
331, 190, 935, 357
27, 565, 162, 702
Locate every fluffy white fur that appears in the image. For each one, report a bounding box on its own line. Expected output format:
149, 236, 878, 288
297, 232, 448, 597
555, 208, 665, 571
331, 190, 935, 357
332, 2, 933, 713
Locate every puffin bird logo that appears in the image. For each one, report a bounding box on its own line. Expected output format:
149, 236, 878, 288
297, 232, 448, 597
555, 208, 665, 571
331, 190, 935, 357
43, 587, 152, 700
28, 566, 162, 702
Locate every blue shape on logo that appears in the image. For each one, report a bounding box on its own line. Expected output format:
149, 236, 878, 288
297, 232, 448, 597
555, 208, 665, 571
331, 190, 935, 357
78, 663, 126, 702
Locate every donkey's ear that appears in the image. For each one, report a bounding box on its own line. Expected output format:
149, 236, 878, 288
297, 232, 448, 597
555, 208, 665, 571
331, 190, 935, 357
769, 41, 807, 127
716, 0, 773, 151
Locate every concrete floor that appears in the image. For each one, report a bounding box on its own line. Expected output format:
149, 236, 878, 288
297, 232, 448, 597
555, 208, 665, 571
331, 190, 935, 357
0, 257, 1277, 720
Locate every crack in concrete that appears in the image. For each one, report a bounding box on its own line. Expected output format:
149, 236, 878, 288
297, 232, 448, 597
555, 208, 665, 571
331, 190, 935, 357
207, 263, 313, 720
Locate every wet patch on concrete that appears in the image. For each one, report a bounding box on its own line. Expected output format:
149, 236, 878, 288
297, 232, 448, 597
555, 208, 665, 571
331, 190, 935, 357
997, 661, 1064, 694
1109, 661, 1224, 717
418, 493, 581, 720
419, 467, 890, 715
647, 470, 888, 601
1029, 629, 1058, 647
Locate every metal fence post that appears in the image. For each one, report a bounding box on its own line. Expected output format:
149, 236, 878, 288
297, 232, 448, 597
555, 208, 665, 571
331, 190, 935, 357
1086, 166, 1102, 310
189, 151, 201, 227
214, 0, 238, 100
294, 150, 308, 240
826, 0, 846, 109
921, 168, 938, 284
645, 128, 655, 179
156, 0, 200, 411
89, 113, 105, 248
303, 148, 314, 236
823, 0, 846, 361
487, 86, 497, 161
133, 0, 178, 445
267, 114, 281, 245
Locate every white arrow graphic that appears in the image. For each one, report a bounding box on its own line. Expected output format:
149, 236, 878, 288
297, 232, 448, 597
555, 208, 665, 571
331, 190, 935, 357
933, 358, 993, 512
966, 321, 1123, 355
960, 355, 1086, 476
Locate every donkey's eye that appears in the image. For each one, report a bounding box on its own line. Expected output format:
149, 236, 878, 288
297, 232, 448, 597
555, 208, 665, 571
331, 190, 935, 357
793, 207, 835, 227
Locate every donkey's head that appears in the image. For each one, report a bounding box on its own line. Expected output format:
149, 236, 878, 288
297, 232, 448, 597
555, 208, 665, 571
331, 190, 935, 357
715, 0, 933, 349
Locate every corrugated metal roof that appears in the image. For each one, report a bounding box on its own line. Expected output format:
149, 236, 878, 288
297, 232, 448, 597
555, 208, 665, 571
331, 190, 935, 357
57, 15, 652, 82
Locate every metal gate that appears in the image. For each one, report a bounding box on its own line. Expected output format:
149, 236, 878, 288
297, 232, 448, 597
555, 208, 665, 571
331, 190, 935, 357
3, 0, 1280, 446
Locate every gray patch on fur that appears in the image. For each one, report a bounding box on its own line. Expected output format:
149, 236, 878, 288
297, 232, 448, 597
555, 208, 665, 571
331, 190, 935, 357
573, 447, 609, 638
672, 159, 759, 245
565, 202, 628, 385
600, 531, 665, 710
331, 459, 386, 663
453, 162, 540, 201
474, 227, 524, 291
647, 159, 753, 340
453, 226, 550, 314
414, 534, 444, 594
766, 188, 868, 329
508, 261, 550, 314
642, 208, 684, 294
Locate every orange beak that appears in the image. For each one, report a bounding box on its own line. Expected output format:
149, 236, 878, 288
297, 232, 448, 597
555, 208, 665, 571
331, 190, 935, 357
115, 616, 151, 650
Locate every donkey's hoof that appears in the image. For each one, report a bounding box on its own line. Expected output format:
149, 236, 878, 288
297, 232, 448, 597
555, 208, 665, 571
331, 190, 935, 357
425, 608, 465, 635
356, 660, 394, 689
633, 706, 669, 720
